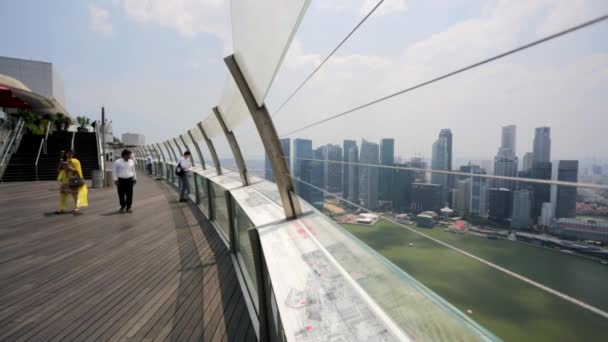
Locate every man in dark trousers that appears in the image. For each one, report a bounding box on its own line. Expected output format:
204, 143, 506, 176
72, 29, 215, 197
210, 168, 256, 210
113, 149, 137, 213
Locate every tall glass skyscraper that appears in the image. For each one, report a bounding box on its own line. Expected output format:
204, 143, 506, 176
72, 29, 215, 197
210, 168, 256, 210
293, 139, 313, 203
493, 125, 518, 189
359, 139, 380, 209
379, 138, 394, 201
343, 140, 358, 202
533, 127, 551, 164
556, 160, 578, 218
431, 129, 452, 204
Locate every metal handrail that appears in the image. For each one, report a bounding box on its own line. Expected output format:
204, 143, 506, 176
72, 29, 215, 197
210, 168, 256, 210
93, 120, 104, 172
35, 138, 44, 181
70, 130, 76, 151
0, 118, 25, 182
43, 121, 51, 154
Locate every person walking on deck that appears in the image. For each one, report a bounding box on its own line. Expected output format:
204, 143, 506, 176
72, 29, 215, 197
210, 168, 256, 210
176, 151, 192, 202
113, 149, 137, 213
146, 153, 153, 175
56, 150, 88, 214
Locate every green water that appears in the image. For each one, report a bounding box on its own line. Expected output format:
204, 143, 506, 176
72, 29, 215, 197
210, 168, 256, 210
341, 220, 608, 342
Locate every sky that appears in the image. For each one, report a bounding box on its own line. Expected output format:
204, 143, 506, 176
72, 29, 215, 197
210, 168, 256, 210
1, 0, 607, 162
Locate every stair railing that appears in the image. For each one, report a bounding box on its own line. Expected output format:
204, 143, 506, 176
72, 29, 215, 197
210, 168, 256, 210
0, 118, 25, 182
43, 121, 51, 154
35, 138, 44, 181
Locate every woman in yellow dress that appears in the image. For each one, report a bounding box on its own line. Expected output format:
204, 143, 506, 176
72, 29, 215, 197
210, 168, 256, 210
56, 150, 88, 214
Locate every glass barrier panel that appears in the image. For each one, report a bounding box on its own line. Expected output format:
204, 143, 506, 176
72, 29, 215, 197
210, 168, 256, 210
187, 172, 196, 202
232, 198, 258, 311
195, 174, 209, 215
210, 181, 230, 240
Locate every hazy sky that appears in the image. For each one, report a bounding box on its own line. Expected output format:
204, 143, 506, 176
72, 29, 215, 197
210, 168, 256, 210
1, 0, 607, 162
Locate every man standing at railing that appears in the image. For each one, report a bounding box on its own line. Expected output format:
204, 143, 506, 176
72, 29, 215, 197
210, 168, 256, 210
176, 151, 192, 203
146, 153, 153, 175
113, 149, 137, 213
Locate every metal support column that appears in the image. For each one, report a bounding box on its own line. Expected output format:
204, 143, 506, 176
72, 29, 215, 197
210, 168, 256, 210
155, 143, 167, 163
164, 141, 178, 162
197, 122, 222, 175
213, 106, 249, 185
188, 130, 206, 170
172, 138, 183, 156
225, 54, 301, 219
179, 135, 195, 167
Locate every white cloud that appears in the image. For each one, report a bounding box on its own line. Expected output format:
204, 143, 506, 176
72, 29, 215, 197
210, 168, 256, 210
89, 5, 113, 36
122, 0, 228, 42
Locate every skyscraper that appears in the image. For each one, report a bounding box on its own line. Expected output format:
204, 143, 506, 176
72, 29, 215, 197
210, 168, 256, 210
501, 125, 517, 155
310, 147, 325, 206
469, 166, 489, 217
511, 189, 532, 229
265, 138, 290, 182
410, 156, 427, 183
343, 143, 359, 204
392, 163, 414, 213
431, 129, 452, 204
533, 127, 551, 164
489, 188, 512, 223
522, 152, 534, 171
555, 160, 578, 218
379, 138, 395, 201
411, 183, 442, 213
493, 125, 518, 189
343, 140, 357, 199
531, 161, 552, 223
359, 139, 380, 209
453, 179, 471, 215
315, 144, 342, 193
293, 139, 313, 203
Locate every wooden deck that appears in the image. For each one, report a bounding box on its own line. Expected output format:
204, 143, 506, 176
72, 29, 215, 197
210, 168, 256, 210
0, 176, 255, 342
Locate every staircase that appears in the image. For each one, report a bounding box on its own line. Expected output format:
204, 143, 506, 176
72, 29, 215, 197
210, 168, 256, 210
2, 132, 100, 182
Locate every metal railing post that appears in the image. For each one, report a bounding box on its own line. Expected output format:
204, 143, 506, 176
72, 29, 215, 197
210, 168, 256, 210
197, 123, 222, 175
155, 143, 167, 163
179, 135, 195, 167
188, 130, 206, 170
213, 106, 249, 185
249, 227, 269, 342
225, 54, 301, 219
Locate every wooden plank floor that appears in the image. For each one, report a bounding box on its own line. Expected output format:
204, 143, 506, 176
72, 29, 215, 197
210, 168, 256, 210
0, 176, 256, 342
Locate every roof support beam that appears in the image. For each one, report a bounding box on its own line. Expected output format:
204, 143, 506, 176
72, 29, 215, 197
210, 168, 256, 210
213, 106, 249, 185
197, 122, 222, 175
188, 131, 206, 170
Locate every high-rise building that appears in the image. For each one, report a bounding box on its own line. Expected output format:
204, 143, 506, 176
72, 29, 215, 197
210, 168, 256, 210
0, 56, 66, 107
469, 167, 489, 217
555, 160, 578, 218
379, 138, 395, 201
511, 189, 532, 229
522, 152, 534, 171
317, 144, 343, 193
346, 145, 359, 204
293, 139, 313, 202
265, 138, 290, 182
122, 133, 146, 146
392, 163, 414, 213
343, 140, 357, 199
359, 139, 380, 209
493, 125, 518, 190
489, 188, 512, 223
531, 161, 552, 223
411, 183, 442, 213
410, 156, 427, 183
453, 179, 471, 215
539, 202, 555, 226
533, 127, 551, 164
431, 129, 453, 204
310, 147, 325, 206
501, 125, 517, 155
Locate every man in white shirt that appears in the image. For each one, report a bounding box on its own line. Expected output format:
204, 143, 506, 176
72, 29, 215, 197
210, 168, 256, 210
177, 151, 192, 202
146, 154, 153, 175
113, 149, 137, 213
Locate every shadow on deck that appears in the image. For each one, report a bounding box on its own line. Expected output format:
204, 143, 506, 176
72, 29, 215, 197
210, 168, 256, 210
0, 176, 256, 341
